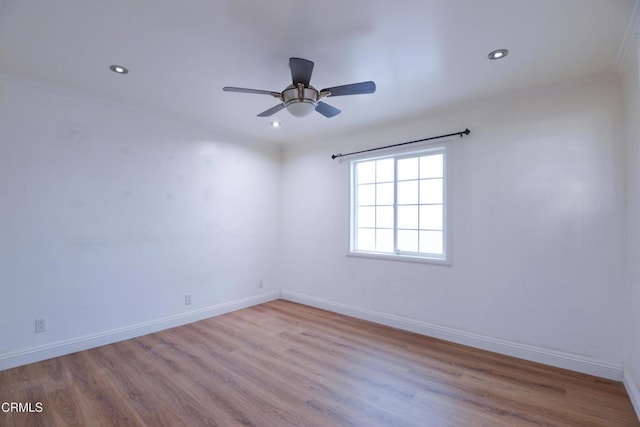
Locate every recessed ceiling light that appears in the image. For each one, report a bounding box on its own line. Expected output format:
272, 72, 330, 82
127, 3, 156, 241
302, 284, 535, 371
271, 121, 281, 128
488, 49, 509, 60
109, 65, 129, 74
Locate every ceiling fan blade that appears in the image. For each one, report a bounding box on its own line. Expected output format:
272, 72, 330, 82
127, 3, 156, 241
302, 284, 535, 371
257, 103, 285, 117
321, 81, 376, 97
223, 86, 280, 96
289, 57, 314, 87
315, 101, 341, 118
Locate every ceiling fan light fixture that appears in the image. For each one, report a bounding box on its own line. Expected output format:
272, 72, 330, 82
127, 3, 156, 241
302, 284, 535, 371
285, 100, 316, 117
488, 49, 509, 60
282, 85, 318, 117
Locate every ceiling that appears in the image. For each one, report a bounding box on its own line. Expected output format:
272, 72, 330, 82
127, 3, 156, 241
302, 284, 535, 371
0, 0, 634, 144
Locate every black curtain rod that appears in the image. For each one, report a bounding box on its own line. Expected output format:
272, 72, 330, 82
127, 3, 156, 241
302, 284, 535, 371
331, 128, 471, 160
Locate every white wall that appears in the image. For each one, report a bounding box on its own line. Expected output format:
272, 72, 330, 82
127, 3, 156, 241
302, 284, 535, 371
280, 76, 626, 374
0, 77, 281, 367
623, 34, 640, 414
0, 65, 633, 392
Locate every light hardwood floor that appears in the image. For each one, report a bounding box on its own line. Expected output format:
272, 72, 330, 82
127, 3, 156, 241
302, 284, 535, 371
1, 300, 638, 426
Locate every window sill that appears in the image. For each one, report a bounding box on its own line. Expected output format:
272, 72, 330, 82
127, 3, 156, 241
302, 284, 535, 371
347, 251, 451, 266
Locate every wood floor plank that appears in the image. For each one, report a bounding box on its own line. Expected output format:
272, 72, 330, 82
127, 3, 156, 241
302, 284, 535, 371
0, 299, 638, 426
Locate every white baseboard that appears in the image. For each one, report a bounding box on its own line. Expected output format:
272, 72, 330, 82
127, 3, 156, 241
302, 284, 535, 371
0, 291, 280, 372
2, 289, 627, 385
624, 368, 640, 422
281, 291, 623, 381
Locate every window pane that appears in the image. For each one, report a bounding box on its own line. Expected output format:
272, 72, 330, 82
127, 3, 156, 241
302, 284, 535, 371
351, 149, 447, 261
376, 206, 394, 228
358, 184, 375, 205
356, 228, 375, 251
357, 206, 375, 228
357, 161, 375, 184
420, 154, 443, 178
397, 230, 419, 252
397, 205, 418, 229
419, 231, 443, 254
420, 178, 443, 204
397, 157, 419, 180
376, 158, 394, 182
397, 180, 418, 205
376, 229, 394, 253
420, 205, 443, 230
376, 183, 394, 205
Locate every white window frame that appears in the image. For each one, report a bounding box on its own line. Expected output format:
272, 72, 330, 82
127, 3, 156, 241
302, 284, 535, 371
348, 146, 450, 265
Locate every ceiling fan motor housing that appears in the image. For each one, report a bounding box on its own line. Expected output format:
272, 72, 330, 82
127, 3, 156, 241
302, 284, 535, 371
283, 84, 318, 117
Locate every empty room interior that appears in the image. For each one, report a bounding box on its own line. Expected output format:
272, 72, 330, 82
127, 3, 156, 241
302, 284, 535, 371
1, 0, 640, 425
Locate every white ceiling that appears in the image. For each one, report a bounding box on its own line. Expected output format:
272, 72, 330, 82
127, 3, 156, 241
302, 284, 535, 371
0, 0, 634, 144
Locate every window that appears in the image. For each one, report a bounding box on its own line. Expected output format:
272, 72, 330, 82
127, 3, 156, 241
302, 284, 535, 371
350, 148, 447, 262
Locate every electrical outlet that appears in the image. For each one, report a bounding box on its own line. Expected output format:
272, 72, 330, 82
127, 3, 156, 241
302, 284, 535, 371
35, 318, 47, 333
185, 294, 192, 306
259, 280, 264, 289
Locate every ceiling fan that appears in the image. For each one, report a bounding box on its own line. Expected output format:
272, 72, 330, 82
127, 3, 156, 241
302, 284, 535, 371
223, 57, 376, 118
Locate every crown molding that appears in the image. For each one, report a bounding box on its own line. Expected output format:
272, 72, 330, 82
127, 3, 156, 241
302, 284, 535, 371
615, 0, 640, 74
0, 69, 136, 111
0, 69, 258, 145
